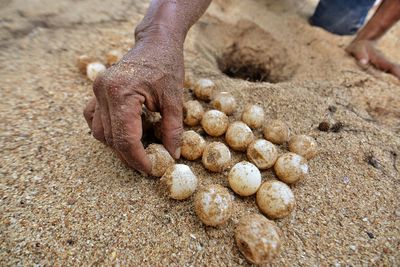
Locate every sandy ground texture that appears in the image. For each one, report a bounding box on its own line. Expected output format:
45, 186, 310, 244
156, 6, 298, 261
1, 0, 400, 266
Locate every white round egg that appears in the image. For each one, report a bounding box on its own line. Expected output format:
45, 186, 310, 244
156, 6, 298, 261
181, 130, 206, 161
145, 144, 175, 177
183, 100, 204, 126
106, 49, 123, 66
76, 55, 93, 74
263, 120, 290, 145
160, 164, 198, 200
235, 213, 282, 264
288, 135, 318, 159
202, 142, 231, 173
86, 62, 106, 81
228, 161, 261, 196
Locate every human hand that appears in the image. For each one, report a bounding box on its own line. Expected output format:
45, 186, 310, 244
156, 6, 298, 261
83, 33, 184, 174
346, 39, 400, 79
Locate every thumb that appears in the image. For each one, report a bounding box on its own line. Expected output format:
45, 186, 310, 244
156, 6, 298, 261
161, 97, 183, 159
352, 44, 369, 66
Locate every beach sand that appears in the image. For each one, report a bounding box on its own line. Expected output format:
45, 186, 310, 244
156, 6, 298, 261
1, 0, 399, 265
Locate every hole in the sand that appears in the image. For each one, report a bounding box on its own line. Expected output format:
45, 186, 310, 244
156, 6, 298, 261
195, 19, 297, 83
141, 109, 162, 147
218, 58, 271, 83
218, 42, 292, 83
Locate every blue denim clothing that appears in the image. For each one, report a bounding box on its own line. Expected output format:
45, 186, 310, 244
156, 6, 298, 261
310, 0, 376, 35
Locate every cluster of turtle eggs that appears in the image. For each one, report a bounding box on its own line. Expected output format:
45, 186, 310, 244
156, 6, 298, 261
77, 54, 318, 264
77, 50, 123, 80
145, 78, 318, 264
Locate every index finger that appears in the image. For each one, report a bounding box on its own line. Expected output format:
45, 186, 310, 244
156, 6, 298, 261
369, 51, 396, 74
109, 94, 151, 174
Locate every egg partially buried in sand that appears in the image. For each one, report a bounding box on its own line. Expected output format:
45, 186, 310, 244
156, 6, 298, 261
181, 130, 206, 161
256, 180, 295, 219
274, 152, 308, 184
194, 184, 232, 226
225, 121, 254, 152
146, 144, 175, 177
235, 213, 282, 264
246, 139, 278, 170
288, 135, 318, 159
160, 164, 198, 200
202, 142, 231, 173
201, 110, 229, 137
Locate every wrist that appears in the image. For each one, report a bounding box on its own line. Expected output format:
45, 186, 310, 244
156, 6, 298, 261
134, 1, 191, 47
135, 23, 185, 48
353, 0, 400, 42
354, 25, 383, 42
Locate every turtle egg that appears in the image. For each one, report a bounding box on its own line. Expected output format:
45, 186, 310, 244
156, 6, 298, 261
246, 139, 278, 170
184, 75, 193, 89
225, 121, 254, 151
228, 161, 261, 196
145, 144, 175, 177
263, 120, 290, 145
106, 49, 123, 66
194, 184, 232, 226
256, 180, 295, 219
274, 152, 308, 184
77, 55, 93, 74
288, 135, 318, 159
202, 142, 231, 173
235, 213, 282, 264
86, 62, 106, 81
181, 130, 206, 160
201, 110, 229, 137
183, 100, 204, 126
211, 92, 237, 115
194, 78, 216, 101
160, 164, 198, 200
241, 104, 265, 129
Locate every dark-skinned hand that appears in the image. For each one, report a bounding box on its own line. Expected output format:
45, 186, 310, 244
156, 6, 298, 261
346, 39, 400, 79
83, 32, 184, 174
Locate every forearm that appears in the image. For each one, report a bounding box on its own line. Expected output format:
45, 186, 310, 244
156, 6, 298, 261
355, 0, 400, 41
135, 0, 212, 45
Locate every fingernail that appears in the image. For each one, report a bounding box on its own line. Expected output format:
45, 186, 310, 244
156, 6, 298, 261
174, 147, 181, 159
360, 59, 368, 65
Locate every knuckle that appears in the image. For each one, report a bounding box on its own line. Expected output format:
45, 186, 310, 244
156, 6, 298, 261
164, 101, 183, 117
105, 135, 114, 147
165, 126, 183, 146
92, 73, 125, 102
105, 85, 122, 100
113, 136, 130, 152
93, 73, 116, 95
92, 75, 106, 96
